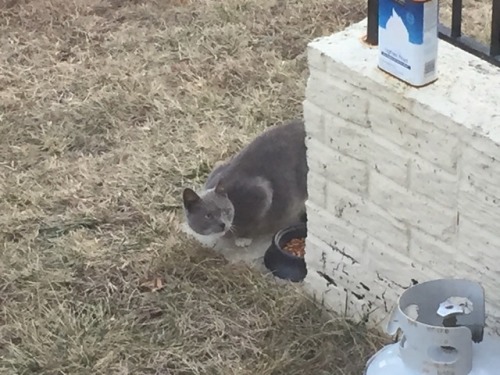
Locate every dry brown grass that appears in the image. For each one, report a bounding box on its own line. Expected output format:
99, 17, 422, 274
0, 0, 387, 374
0, 0, 494, 373
440, 0, 493, 44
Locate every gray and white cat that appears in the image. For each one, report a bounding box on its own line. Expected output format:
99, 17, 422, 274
182, 119, 308, 247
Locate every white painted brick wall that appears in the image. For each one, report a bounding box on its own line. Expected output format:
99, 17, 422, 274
303, 19, 500, 330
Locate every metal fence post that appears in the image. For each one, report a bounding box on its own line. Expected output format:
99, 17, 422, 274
451, 0, 463, 38
366, 0, 379, 45
491, 0, 500, 56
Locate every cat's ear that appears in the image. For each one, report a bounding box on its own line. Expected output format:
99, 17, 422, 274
215, 180, 226, 196
182, 188, 201, 210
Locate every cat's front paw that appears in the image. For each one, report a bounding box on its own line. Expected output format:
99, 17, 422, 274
235, 237, 253, 247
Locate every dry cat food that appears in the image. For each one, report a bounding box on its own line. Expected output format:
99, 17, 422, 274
283, 237, 306, 257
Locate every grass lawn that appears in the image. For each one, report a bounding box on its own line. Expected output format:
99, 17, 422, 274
0, 0, 492, 374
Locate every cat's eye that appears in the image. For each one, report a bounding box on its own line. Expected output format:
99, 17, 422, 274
205, 213, 212, 219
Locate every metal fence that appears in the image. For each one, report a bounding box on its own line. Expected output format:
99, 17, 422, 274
366, 0, 500, 67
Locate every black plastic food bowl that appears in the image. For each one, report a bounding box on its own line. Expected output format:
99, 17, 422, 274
264, 223, 307, 282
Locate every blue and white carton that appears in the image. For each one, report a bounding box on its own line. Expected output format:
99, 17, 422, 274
378, 0, 438, 87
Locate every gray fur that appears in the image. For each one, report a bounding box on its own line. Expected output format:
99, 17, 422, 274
182, 119, 308, 241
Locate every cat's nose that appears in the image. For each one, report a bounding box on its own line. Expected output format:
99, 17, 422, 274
219, 223, 226, 231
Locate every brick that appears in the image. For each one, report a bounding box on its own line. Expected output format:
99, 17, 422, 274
371, 277, 403, 311
467, 131, 500, 161
458, 182, 500, 236
306, 235, 407, 322
302, 267, 343, 312
311, 241, 359, 280
304, 233, 334, 273
306, 201, 367, 262
302, 264, 331, 299
307, 235, 371, 294
304, 263, 385, 323
457, 215, 500, 273
325, 181, 408, 252
308, 33, 373, 87
305, 272, 370, 323
307, 44, 327, 72
411, 101, 470, 140
306, 171, 327, 207
472, 277, 500, 315
369, 95, 460, 173
461, 146, 500, 200
409, 228, 459, 277
304, 225, 397, 319
323, 112, 409, 187
303, 100, 324, 140
369, 172, 456, 241
459, 214, 500, 298
306, 143, 327, 176
305, 70, 370, 128
409, 225, 498, 291
409, 156, 458, 208
365, 236, 436, 288
324, 61, 387, 101
306, 137, 368, 195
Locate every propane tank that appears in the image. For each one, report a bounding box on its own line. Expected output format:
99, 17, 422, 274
364, 279, 500, 375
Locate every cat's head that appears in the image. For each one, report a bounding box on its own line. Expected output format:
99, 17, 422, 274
182, 182, 234, 237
